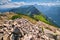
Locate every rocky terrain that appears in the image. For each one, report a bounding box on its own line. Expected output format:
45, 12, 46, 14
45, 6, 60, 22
0, 18, 60, 40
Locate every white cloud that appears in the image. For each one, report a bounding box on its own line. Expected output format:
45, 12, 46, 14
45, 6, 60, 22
31, 2, 60, 6
0, 0, 11, 4
0, 1, 60, 9
20, 2, 60, 6
38, 2, 60, 6
0, 2, 26, 9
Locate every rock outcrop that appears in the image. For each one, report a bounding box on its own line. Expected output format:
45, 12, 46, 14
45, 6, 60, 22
0, 18, 60, 40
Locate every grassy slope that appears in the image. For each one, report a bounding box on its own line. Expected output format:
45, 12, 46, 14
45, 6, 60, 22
33, 14, 58, 27
10, 13, 37, 24
0, 12, 58, 27
12, 13, 58, 27
33, 14, 52, 25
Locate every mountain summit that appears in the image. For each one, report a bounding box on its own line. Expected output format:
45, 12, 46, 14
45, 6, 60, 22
10, 5, 40, 15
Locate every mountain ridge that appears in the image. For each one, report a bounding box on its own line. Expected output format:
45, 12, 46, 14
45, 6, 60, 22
0, 5, 60, 27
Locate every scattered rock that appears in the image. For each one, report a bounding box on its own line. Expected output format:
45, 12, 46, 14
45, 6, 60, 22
0, 18, 60, 40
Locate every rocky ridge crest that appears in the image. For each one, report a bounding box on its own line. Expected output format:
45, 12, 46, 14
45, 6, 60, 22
0, 18, 60, 40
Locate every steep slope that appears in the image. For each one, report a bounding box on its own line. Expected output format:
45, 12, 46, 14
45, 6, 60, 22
10, 5, 40, 16
0, 11, 58, 27
9, 5, 58, 27
34, 5, 60, 27
0, 5, 59, 27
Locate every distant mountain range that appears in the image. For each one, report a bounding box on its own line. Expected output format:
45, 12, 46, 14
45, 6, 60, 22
10, 5, 40, 16
0, 5, 60, 27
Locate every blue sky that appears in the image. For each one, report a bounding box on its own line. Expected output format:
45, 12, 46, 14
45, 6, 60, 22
12, 0, 60, 2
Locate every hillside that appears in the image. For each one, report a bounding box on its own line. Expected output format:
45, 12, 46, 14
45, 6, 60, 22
0, 12, 57, 27
0, 5, 60, 27
0, 12, 37, 24
0, 12, 60, 40
0, 5, 59, 27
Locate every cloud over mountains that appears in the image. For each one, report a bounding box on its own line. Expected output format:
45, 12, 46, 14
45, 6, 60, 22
0, 2, 26, 9
0, 0, 60, 9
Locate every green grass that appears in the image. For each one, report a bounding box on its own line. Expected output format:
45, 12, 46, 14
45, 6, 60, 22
33, 14, 59, 27
33, 14, 50, 24
11, 13, 37, 24
11, 15, 22, 20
